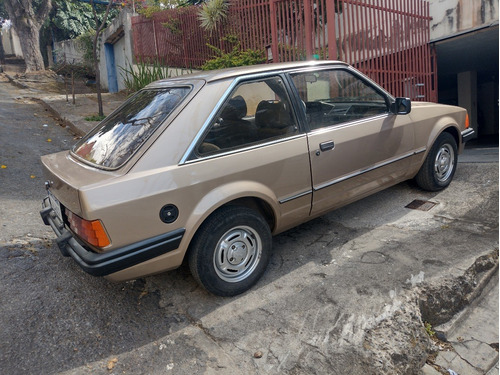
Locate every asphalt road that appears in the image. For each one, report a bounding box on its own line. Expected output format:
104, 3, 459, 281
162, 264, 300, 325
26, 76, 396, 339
0, 78, 498, 375
0, 79, 176, 374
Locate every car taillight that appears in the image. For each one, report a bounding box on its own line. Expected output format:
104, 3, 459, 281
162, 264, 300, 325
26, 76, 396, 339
465, 113, 470, 129
65, 209, 110, 248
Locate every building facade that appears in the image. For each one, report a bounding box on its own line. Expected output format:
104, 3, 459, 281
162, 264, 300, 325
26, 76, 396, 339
430, 0, 499, 142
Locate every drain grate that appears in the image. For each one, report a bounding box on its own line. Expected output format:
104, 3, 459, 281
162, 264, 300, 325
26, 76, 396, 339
405, 199, 437, 211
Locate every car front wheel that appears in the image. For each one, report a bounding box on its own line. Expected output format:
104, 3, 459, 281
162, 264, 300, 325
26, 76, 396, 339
188, 206, 272, 297
415, 132, 458, 191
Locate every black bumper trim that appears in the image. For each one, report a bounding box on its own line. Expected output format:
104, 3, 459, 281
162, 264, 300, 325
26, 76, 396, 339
461, 128, 475, 143
40, 197, 185, 276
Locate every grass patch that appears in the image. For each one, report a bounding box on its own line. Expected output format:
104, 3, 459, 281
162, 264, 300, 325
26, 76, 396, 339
424, 322, 435, 337
85, 114, 106, 122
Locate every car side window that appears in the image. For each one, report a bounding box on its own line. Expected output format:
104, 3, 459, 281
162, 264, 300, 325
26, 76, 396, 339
290, 69, 388, 130
197, 76, 299, 156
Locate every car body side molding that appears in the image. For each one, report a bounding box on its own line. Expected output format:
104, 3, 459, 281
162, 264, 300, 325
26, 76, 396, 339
314, 148, 426, 192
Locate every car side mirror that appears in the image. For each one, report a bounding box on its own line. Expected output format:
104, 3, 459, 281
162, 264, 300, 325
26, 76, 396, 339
390, 97, 411, 115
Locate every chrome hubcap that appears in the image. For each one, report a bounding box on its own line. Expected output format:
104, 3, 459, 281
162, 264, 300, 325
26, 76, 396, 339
434, 144, 455, 182
214, 226, 262, 283
228, 243, 247, 265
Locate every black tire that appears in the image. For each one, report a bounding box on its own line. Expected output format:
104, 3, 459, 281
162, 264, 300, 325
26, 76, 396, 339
188, 206, 272, 297
415, 132, 458, 191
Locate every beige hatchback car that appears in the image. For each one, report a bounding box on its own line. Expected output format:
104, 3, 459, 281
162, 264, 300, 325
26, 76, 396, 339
40, 61, 473, 296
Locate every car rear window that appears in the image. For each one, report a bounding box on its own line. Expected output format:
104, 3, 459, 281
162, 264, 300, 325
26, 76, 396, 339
72, 87, 191, 169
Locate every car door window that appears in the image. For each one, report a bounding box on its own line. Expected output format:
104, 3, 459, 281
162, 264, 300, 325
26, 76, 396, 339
290, 69, 389, 130
197, 76, 299, 156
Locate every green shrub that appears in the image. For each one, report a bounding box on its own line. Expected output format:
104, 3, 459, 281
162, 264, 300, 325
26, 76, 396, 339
53, 62, 94, 79
201, 38, 265, 71
76, 30, 96, 66
120, 59, 171, 93
85, 114, 106, 122
138, 5, 164, 18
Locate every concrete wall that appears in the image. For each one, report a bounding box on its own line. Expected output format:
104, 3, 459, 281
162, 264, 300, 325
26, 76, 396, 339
430, 0, 499, 40
97, 9, 196, 92
113, 36, 127, 90
430, 0, 499, 141
1, 27, 23, 57
53, 39, 86, 65
1, 29, 12, 55
99, 9, 135, 92
51, 10, 134, 92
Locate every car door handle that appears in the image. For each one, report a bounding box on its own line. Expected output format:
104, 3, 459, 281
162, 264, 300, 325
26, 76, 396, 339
319, 141, 335, 152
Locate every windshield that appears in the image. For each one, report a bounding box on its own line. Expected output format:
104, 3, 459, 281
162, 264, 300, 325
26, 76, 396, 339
72, 87, 191, 169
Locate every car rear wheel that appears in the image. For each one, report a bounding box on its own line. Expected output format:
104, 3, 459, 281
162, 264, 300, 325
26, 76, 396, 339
415, 132, 458, 191
188, 206, 272, 297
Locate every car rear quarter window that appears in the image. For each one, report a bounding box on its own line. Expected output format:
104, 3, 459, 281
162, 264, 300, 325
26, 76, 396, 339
197, 76, 299, 156
72, 87, 191, 169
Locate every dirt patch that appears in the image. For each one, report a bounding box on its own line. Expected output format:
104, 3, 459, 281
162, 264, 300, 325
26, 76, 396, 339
11, 70, 97, 95
2, 56, 97, 95
12, 70, 66, 93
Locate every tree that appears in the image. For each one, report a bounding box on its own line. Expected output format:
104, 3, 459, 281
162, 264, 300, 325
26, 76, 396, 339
48, 0, 120, 42
3, 0, 52, 72
39, 0, 120, 69
0, 3, 8, 65
89, 0, 114, 117
180, 0, 204, 5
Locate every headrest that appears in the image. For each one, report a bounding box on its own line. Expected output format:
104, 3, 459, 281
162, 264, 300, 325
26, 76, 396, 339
255, 100, 291, 129
221, 95, 247, 120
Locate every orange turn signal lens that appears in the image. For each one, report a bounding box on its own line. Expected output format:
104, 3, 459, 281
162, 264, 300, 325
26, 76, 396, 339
465, 113, 470, 129
66, 209, 110, 248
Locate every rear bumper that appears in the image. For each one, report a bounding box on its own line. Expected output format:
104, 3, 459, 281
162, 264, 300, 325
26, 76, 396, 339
40, 196, 185, 277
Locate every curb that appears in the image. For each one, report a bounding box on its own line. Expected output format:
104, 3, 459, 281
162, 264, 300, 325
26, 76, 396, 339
2, 72, 32, 91
421, 250, 499, 375
2, 72, 88, 137
434, 256, 499, 341
31, 97, 86, 137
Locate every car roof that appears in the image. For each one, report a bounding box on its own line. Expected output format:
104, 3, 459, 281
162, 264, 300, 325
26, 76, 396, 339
147, 60, 349, 87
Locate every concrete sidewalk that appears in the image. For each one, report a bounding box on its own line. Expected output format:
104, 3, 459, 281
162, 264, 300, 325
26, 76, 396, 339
459, 145, 499, 164
35, 93, 126, 136
435, 274, 498, 375
2, 69, 126, 136
421, 266, 499, 375
2, 71, 498, 375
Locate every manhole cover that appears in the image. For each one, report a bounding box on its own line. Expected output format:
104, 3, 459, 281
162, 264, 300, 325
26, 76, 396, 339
360, 251, 387, 264
405, 199, 437, 211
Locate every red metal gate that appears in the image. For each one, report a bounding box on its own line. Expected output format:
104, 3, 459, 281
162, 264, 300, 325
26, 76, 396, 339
131, 7, 227, 68
230, 0, 273, 51
131, 0, 437, 101
269, 0, 436, 101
